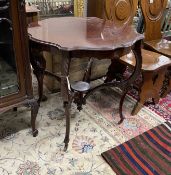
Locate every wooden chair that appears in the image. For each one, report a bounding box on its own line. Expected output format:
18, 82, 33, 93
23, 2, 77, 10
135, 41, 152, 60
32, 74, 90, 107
134, 1, 171, 98
142, 0, 171, 57
141, 0, 171, 98
117, 0, 171, 115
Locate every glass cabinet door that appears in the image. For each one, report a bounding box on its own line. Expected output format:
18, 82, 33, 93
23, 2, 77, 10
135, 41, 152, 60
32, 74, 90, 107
25, 0, 74, 17
0, 0, 19, 97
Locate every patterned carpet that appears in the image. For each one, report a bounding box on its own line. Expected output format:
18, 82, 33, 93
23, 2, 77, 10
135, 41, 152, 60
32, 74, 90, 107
128, 89, 171, 121
148, 93, 171, 121
102, 122, 171, 175
0, 85, 168, 174
124, 68, 171, 121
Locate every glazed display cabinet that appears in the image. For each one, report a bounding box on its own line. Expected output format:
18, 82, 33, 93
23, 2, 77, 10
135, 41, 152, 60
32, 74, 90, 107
26, 0, 74, 17
0, 0, 38, 136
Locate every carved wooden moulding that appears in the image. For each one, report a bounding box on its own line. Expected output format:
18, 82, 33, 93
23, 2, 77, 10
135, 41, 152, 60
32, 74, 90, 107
143, 0, 167, 21
141, 0, 168, 41
104, 0, 137, 26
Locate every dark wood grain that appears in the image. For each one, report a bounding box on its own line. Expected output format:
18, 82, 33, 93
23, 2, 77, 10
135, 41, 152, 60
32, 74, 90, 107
28, 17, 143, 51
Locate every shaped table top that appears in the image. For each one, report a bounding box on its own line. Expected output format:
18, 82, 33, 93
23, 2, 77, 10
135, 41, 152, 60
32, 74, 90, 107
28, 17, 144, 51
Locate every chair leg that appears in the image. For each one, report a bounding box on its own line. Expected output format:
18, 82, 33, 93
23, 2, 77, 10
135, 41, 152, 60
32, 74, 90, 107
163, 78, 171, 97
168, 77, 171, 93
161, 67, 171, 98
132, 69, 166, 115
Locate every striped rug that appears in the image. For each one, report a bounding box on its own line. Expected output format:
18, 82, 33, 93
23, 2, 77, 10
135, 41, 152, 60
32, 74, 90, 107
101, 122, 171, 175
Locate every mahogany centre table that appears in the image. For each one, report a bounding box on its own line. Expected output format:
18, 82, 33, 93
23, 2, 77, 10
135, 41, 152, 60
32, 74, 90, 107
28, 17, 144, 150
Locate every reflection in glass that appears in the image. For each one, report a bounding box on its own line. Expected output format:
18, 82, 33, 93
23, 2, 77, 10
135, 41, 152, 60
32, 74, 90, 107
0, 6, 19, 97
26, 0, 74, 17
